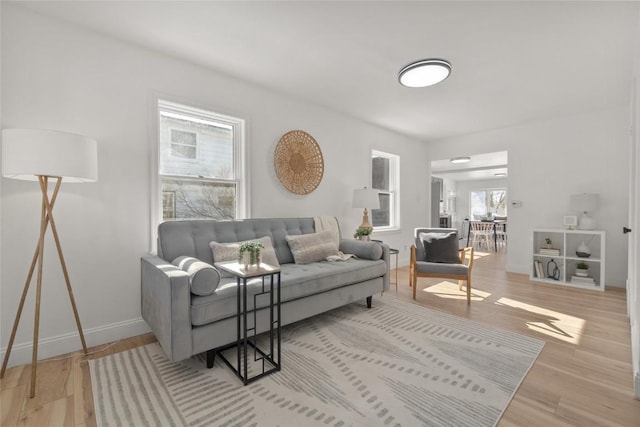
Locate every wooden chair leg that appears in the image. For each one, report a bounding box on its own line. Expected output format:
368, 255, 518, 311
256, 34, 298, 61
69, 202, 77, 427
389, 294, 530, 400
412, 275, 417, 299
466, 278, 471, 304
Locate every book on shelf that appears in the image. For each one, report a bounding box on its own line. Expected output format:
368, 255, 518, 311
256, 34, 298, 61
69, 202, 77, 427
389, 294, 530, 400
570, 275, 595, 284
534, 260, 544, 278
539, 248, 560, 256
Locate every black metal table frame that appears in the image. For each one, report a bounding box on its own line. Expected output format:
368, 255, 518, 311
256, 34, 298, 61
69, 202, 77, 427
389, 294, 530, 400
216, 266, 281, 385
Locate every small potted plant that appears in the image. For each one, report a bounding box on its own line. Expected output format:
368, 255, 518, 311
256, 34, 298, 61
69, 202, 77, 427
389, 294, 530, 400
544, 238, 553, 249
238, 241, 264, 268
353, 226, 373, 241
575, 261, 589, 277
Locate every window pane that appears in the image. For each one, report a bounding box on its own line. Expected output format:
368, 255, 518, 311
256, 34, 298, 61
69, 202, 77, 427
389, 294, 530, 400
372, 193, 390, 227
470, 191, 487, 219
161, 177, 236, 220
170, 129, 197, 159
160, 113, 233, 179
470, 189, 507, 218
372, 157, 389, 191
488, 190, 507, 215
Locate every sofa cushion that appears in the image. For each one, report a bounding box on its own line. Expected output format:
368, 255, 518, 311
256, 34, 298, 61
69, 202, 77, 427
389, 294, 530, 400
285, 230, 339, 264
190, 258, 386, 326
171, 256, 221, 296
419, 231, 460, 263
209, 236, 280, 277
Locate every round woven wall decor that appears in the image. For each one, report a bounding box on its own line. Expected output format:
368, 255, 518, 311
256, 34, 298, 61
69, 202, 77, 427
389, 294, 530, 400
274, 130, 324, 195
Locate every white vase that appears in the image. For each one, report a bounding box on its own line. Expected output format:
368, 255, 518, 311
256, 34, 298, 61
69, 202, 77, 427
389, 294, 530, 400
576, 241, 591, 258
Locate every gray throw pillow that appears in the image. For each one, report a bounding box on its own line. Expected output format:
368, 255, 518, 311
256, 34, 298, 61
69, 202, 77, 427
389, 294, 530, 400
171, 256, 221, 296
285, 230, 339, 264
419, 231, 460, 263
209, 236, 280, 277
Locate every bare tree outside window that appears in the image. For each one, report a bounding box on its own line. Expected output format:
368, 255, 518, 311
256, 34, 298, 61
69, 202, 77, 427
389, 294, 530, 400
470, 189, 507, 219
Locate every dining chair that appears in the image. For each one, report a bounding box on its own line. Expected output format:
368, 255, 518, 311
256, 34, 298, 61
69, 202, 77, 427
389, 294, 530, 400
470, 222, 493, 250
495, 223, 507, 249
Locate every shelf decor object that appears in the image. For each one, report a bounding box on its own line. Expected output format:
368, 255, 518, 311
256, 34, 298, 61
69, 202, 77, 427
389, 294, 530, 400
274, 130, 324, 195
571, 193, 599, 230
0, 128, 98, 398
531, 228, 605, 291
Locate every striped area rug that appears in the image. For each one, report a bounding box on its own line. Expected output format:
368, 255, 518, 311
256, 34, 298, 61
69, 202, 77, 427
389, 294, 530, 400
89, 295, 543, 427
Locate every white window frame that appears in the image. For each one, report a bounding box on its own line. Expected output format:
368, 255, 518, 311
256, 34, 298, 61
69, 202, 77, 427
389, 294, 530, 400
371, 149, 400, 231
150, 99, 248, 251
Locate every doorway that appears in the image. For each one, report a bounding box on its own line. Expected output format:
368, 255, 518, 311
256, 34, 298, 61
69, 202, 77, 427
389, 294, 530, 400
431, 151, 509, 257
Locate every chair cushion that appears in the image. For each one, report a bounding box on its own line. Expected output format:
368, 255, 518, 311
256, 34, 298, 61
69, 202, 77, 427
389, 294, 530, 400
419, 231, 460, 263
171, 256, 221, 296
415, 261, 468, 276
285, 230, 339, 264
209, 236, 280, 277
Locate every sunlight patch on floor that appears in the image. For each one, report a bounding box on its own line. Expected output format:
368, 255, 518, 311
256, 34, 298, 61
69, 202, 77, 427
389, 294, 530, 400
495, 297, 585, 344
472, 251, 492, 259
421, 281, 491, 301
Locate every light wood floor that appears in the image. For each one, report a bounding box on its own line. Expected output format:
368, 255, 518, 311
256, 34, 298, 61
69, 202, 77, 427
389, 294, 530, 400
2, 250, 639, 426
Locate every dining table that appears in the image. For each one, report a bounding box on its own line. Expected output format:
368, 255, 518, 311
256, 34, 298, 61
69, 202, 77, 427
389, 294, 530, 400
465, 219, 507, 252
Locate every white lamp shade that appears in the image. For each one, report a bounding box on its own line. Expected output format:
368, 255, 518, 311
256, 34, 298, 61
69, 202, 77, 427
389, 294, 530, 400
571, 193, 598, 212
352, 188, 380, 209
2, 128, 98, 182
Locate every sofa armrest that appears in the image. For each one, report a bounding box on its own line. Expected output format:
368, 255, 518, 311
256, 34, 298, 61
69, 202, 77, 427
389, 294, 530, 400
339, 239, 390, 292
141, 254, 192, 362
339, 239, 381, 260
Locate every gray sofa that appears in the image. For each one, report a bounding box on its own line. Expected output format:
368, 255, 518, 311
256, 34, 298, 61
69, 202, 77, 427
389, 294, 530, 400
141, 217, 389, 364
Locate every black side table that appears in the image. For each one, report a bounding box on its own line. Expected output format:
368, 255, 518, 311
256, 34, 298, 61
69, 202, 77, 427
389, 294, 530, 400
216, 261, 281, 385
389, 248, 399, 289
372, 239, 399, 290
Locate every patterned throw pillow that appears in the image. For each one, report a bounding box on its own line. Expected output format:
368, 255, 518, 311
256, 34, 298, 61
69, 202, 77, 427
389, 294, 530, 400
209, 236, 280, 277
285, 230, 340, 264
419, 231, 460, 263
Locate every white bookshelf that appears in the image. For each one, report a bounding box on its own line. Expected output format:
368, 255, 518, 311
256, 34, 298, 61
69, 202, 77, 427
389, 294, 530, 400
531, 229, 605, 291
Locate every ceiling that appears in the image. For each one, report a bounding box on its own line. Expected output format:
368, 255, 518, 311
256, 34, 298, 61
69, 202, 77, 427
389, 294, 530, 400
10, 1, 639, 145
432, 151, 508, 182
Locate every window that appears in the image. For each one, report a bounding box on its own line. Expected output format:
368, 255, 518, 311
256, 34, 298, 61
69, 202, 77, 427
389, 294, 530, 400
156, 100, 246, 224
371, 150, 400, 229
170, 129, 197, 159
470, 188, 507, 219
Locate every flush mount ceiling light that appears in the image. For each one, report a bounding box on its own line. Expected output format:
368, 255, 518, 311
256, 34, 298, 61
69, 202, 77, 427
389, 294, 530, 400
398, 59, 451, 88
450, 156, 471, 164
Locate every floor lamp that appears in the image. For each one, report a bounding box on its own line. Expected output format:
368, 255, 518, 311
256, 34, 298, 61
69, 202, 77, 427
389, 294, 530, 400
0, 128, 98, 398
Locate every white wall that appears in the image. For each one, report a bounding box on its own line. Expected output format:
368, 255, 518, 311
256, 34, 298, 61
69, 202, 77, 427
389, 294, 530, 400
426, 108, 630, 287
0, 5, 429, 366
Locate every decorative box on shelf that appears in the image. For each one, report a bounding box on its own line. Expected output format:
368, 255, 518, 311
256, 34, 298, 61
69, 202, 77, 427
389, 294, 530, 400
531, 228, 605, 291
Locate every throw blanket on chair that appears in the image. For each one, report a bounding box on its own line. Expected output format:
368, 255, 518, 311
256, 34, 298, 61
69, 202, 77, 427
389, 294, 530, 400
314, 215, 356, 261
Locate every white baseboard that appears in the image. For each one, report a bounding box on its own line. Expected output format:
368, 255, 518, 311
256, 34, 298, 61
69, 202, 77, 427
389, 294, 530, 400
0, 317, 151, 369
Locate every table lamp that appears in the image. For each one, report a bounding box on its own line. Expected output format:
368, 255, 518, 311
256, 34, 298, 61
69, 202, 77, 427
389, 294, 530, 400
352, 187, 380, 230
571, 193, 599, 230
1, 128, 98, 398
